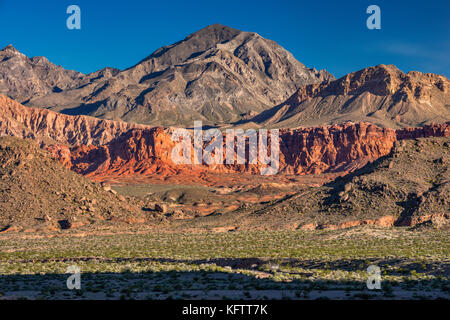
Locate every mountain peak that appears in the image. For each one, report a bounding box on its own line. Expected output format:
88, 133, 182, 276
1, 44, 24, 56
140, 24, 245, 67
185, 23, 243, 44
193, 23, 241, 34
2, 44, 16, 50
338, 64, 402, 82
1, 27, 333, 127
371, 64, 400, 72
252, 64, 450, 128
330, 64, 440, 97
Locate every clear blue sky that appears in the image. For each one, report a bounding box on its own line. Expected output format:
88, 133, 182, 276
1, 0, 449, 78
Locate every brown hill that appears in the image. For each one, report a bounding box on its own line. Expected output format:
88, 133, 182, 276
174, 136, 450, 231
1, 25, 332, 126
250, 64, 450, 128
277, 136, 450, 229
0, 136, 147, 233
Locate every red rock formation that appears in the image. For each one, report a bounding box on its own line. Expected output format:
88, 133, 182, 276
396, 122, 450, 140
0, 94, 145, 146
1, 94, 449, 180
278, 122, 397, 174
68, 128, 181, 176
57, 122, 417, 178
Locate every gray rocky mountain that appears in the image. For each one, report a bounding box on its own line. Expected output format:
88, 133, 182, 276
0, 24, 332, 126
249, 64, 450, 128
0, 44, 118, 104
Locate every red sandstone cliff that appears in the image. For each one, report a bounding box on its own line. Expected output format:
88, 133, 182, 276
396, 122, 450, 140
1, 94, 449, 180
0, 94, 145, 146
278, 123, 397, 174
50, 122, 448, 179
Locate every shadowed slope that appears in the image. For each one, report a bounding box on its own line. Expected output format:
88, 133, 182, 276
0, 136, 147, 233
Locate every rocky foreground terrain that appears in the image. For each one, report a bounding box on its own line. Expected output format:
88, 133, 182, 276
0, 136, 148, 233
170, 136, 450, 232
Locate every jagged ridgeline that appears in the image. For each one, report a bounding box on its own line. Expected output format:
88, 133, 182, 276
251, 65, 450, 129
0, 24, 332, 126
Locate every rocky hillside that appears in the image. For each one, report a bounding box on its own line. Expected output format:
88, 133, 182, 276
266, 136, 450, 229
0, 94, 145, 146
0, 136, 147, 233
178, 136, 450, 231
250, 64, 450, 128
50, 122, 449, 180
0, 44, 118, 104
1, 95, 448, 180
1, 25, 332, 126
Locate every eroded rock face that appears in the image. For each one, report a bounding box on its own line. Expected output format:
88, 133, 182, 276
1, 94, 449, 180
396, 123, 450, 140
0, 25, 332, 126
278, 123, 397, 174
43, 122, 395, 178
63, 128, 179, 177
50, 122, 448, 179
251, 64, 450, 128
0, 94, 145, 146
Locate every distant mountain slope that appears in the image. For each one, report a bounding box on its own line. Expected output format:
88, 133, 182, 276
250, 65, 450, 128
0, 24, 332, 126
0, 44, 119, 104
